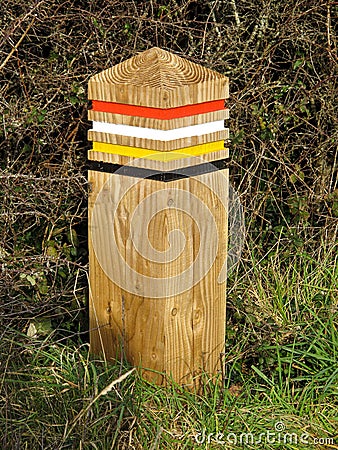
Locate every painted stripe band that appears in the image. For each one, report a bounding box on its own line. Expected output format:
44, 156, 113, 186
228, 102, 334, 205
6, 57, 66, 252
90, 120, 225, 141
91, 99, 226, 119
88, 158, 231, 182
91, 140, 226, 160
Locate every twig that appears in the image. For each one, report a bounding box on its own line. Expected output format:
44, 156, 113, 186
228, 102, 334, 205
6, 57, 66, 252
0, 18, 35, 72
326, 1, 332, 48
229, 0, 240, 27
201, 0, 221, 58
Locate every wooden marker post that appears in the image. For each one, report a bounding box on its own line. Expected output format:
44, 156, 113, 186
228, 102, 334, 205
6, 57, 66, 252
88, 48, 229, 387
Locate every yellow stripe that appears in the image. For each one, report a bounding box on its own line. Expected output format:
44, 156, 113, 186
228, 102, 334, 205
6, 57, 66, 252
91, 141, 225, 161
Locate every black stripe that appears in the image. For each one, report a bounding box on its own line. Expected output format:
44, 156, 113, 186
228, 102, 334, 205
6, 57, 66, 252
88, 158, 231, 182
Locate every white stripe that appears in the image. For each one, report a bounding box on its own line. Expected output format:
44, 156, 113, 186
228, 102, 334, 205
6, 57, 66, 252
90, 120, 225, 141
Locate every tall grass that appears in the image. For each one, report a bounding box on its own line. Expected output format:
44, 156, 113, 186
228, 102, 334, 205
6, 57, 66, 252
1, 240, 337, 449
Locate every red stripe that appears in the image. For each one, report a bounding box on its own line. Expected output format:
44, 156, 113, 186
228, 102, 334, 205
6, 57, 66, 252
91, 99, 226, 119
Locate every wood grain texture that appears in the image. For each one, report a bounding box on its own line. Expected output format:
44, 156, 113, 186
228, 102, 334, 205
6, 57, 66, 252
88, 46, 229, 387
88, 109, 229, 129
88, 171, 124, 361
88, 130, 228, 151
88, 148, 229, 171
88, 47, 229, 108
88, 170, 228, 387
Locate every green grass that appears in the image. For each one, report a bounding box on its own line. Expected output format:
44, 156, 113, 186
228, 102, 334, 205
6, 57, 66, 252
1, 240, 337, 449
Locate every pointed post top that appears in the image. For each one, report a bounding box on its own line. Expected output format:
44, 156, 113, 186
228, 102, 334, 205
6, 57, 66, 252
88, 47, 228, 108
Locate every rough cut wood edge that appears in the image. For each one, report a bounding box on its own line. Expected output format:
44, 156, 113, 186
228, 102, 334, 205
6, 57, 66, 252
88, 109, 229, 129
89, 80, 229, 108
88, 148, 229, 170
88, 47, 229, 108
88, 130, 228, 151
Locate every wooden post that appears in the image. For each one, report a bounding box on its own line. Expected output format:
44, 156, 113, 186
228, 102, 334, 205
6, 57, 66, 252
88, 48, 229, 387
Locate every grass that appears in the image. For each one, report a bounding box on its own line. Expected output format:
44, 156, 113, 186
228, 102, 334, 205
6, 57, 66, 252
1, 239, 337, 449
